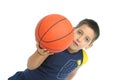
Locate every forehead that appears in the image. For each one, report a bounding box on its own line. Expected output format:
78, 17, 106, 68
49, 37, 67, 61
75, 24, 95, 40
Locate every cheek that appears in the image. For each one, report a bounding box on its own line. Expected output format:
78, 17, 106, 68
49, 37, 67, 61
83, 43, 91, 48
74, 33, 78, 39
80, 41, 89, 47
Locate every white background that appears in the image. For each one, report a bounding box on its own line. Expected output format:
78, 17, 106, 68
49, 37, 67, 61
0, 0, 120, 80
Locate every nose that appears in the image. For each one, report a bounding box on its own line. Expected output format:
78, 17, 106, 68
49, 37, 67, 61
77, 36, 84, 42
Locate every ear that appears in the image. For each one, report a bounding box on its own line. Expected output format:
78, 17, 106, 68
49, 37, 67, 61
85, 43, 93, 50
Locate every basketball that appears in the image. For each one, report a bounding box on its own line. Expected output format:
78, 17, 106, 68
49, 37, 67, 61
35, 14, 74, 53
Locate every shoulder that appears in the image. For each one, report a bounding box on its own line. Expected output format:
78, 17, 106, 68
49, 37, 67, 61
81, 49, 88, 65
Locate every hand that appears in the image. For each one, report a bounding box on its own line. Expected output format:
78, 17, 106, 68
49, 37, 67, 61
36, 43, 54, 55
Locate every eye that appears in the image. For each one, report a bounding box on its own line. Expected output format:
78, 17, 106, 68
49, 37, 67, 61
77, 31, 82, 34
85, 37, 91, 42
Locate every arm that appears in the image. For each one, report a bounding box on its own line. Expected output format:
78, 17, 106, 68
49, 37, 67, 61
27, 44, 53, 70
27, 50, 49, 70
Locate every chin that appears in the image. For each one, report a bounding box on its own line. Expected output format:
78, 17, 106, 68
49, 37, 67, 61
68, 46, 76, 51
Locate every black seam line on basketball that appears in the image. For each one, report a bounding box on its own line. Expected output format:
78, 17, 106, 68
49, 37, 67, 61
42, 28, 74, 43
40, 43, 62, 51
39, 18, 67, 43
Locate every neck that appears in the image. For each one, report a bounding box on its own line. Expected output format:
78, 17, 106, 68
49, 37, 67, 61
67, 48, 81, 54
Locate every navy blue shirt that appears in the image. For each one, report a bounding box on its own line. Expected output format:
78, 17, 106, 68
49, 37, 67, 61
8, 49, 84, 80
23, 49, 83, 80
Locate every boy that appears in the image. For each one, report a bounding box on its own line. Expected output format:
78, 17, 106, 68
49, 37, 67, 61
8, 18, 100, 80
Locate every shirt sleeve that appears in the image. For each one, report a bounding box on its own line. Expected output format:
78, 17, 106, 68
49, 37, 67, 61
82, 49, 88, 65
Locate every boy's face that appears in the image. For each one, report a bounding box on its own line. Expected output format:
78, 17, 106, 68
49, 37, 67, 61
68, 24, 95, 53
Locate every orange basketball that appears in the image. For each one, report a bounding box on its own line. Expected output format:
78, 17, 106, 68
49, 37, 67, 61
35, 14, 74, 53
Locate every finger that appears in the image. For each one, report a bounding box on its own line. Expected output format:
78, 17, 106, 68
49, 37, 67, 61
49, 52, 54, 55
44, 50, 50, 54
36, 43, 39, 48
